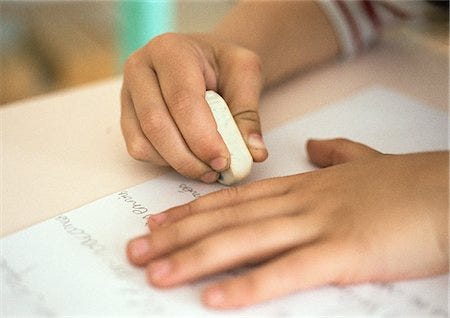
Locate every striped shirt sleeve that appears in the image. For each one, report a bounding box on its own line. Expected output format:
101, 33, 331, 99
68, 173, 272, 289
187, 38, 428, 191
318, 0, 412, 58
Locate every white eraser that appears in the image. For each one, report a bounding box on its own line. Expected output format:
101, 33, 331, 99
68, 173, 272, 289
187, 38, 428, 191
205, 90, 253, 185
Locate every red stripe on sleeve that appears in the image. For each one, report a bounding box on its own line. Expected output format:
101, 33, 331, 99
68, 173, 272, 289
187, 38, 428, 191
336, 0, 364, 53
361, 0, 382, 32
378, 1, 411, 20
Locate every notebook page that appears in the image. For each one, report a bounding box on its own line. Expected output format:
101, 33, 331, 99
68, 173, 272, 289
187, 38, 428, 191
2, 87, 448, 317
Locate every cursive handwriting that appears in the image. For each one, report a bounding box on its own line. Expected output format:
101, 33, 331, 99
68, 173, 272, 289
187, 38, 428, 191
177, 184, 201, 199
54, 215, 135, 280
117, 191, 152, 225
55, 215, 105, 254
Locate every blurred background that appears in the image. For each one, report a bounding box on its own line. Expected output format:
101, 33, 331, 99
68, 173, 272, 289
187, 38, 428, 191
0, 0, 447, 106
0, 0, 234, 105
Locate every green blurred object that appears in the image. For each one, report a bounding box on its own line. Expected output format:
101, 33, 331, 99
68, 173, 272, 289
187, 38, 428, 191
119, 0, 175, 67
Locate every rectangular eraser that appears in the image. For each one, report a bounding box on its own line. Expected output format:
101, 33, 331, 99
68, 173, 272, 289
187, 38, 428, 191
205, 90, 253, 185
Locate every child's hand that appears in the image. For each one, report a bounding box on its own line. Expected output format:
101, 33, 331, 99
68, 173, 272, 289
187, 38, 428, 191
121, 33, 267, 183
127, 138, 448, 309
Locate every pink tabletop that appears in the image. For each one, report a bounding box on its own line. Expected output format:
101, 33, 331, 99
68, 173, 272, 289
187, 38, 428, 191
1, 31, 447, 237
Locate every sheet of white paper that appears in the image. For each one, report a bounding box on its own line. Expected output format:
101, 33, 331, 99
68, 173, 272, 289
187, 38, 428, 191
2, 87, 448, 317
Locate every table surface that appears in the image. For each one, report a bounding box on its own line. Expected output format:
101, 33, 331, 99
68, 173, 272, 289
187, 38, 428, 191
1, 29, 448, 237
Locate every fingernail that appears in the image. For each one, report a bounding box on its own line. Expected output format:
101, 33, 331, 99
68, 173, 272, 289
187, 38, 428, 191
150, 213, 167, 225
148, 259, 171, 282
248, 134, 266, 150
129, 237, 151, 261
201, 171, 219, 183
204, 287, 225, 307
210, 157, 228, 171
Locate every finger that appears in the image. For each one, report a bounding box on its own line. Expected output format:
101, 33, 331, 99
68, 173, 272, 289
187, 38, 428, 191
218, 47, 268, 162
131, 191, 310, 265
148, 176, 293, 228
120, 86, 167, 165
132, 195, 294, 265
145, 215, 320, 288
124, 55, 218, 182
202, 241, 350, 309
150, 35, 231, 172
307, 138, 381, 167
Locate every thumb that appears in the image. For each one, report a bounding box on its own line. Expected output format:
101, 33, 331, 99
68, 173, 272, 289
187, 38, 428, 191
218, 48, 268, 162
306, 138, 381, 168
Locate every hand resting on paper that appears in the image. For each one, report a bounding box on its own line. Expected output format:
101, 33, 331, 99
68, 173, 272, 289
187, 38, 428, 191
126, 138, 449, 309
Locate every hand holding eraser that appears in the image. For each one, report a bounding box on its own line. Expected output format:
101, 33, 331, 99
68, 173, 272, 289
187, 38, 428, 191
205, 91, 253, 185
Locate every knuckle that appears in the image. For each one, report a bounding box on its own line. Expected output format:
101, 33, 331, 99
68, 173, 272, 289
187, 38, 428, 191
191, 241, 215, 263
155, 223, 187, 252
221, 186, 241, 202
167, 89, 196, 113
172, 160, 203, 179
146, 33, 185, 58
221, 206, 243, 225
233, 109, 260, 124
165, 224, 184, 247
124, 51, 142, 74
188, 138, 222, 162
235, 50, 262, 75
147, 32, 179, 49
186, 133, 208, 148
139, 111, 167, 138
184, 201, 198, 215
126, 139, 150, 161
149, 227, 179, 254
